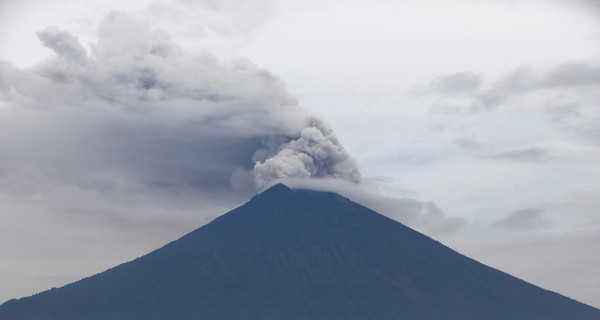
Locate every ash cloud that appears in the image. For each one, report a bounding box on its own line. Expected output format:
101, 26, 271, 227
0, 12, 360, 203
254, 119, 360, 190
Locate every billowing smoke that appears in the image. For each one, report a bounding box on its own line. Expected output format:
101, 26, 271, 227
253, 118, 360, 189
0, 12, 360, 204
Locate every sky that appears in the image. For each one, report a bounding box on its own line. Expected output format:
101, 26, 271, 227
1, 0, 599, 309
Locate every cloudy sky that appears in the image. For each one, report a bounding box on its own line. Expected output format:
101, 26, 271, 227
1, 0, 599, 309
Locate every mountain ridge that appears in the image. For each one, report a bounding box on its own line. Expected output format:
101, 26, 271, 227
1, 183, 599, 319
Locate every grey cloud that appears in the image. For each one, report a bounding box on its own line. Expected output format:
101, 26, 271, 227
477, 64, 600, 111
577, 119, 600, 145
430, 72, 483, 96
37, 27, 88, 64
543, 63, 600, 88
430, 122, 447, 132
544, 97, 600, 147
579, 0, 600, 15
546, 102, 582, 123
452, 137, 483, 151
453, 138, 553, 163
426, 62, 600, 113
491, 208, 552, 231
474, 68, 534, 110
487, 147, 554, 163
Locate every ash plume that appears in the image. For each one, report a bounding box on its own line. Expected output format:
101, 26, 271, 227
0, 11, 360, 203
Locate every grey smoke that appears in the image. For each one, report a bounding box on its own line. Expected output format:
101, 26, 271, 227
254, 119, 360, 189
0, 12, 360, 202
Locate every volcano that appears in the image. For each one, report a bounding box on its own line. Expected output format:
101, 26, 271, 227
1, 184, 599, 319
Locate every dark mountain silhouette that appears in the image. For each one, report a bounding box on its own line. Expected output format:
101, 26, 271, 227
1, 184, 599, 319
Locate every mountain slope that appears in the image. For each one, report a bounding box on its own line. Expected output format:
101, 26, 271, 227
1, 184, 599, 319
